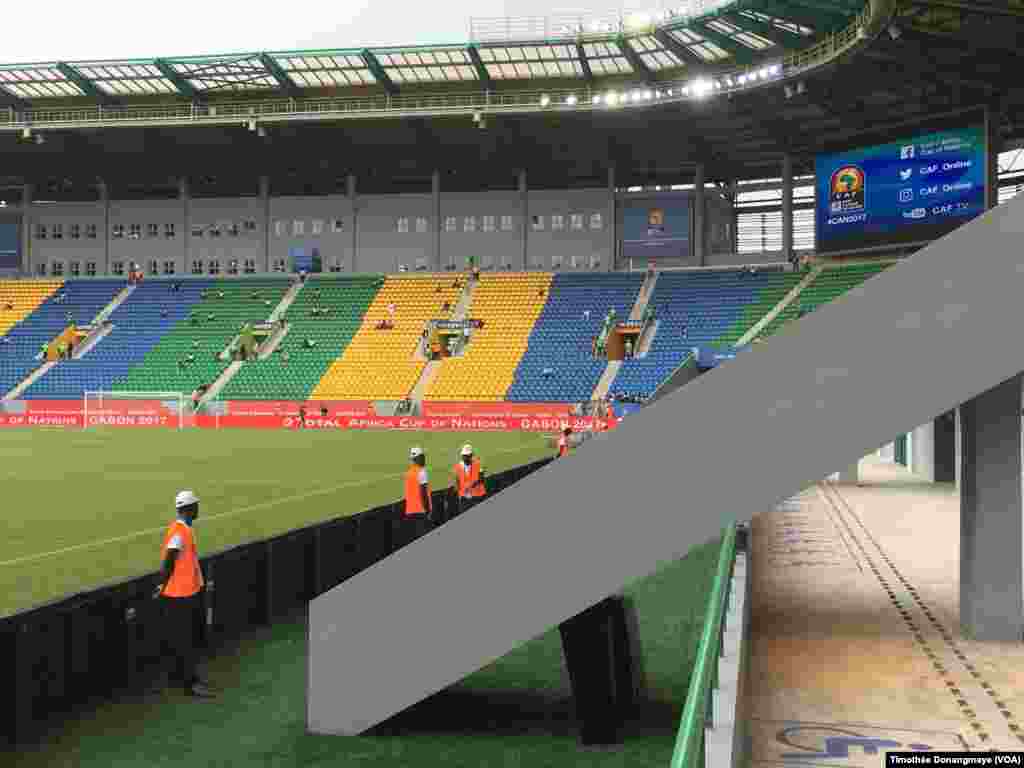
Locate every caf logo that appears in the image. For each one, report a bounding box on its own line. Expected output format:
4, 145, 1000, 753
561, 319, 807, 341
828, 165, 865, 214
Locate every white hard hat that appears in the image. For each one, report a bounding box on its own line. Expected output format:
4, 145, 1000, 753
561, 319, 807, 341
410, 446, 423, 459
461, 444, 473, 456
175, 490, 199, 509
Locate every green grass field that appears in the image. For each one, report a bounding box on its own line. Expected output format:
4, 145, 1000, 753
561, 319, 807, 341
0, 427, 550, 618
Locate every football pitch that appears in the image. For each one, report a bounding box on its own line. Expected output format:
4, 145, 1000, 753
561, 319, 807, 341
0, 426, 551, 618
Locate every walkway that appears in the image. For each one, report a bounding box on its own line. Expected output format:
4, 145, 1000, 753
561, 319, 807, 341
747, 456, 1024, 765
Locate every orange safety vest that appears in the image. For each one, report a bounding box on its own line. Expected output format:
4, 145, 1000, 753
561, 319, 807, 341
160, 519, 204, 598
404, 464, 431, 516
558, 435, 569, 457
454, 459, 486, 499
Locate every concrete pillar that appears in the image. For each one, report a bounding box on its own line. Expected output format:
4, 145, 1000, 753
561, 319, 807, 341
934, 410, 957, 483
781, 155, 794, 264
694, 164, 705, 266
519, 170, 528, 270
959, 374, 1023, 641
607, 166, 616, 271
347, 174, 357, 273
954, 407, 962, 491
729, 180, 739, 256
910, 420, 935, 482
21, 184, 31, 275
179, 177, 190, 275
879, 442, 895, 462
98, 181, 110, 276
259, 176, 270, 273
431, 171, 441, 272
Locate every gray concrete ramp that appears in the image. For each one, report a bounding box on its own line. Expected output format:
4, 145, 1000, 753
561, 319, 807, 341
307, 196, 1024, 736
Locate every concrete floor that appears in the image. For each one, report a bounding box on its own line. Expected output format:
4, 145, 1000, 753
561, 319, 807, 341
746, 456, 1024, 765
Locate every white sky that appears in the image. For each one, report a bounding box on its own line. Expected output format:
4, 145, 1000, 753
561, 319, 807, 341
2, 0, 615, 63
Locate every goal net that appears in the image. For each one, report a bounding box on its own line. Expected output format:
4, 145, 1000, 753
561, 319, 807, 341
83, 391, 192, 429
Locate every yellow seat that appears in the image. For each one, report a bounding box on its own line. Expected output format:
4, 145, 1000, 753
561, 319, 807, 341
0, 280, 64, 337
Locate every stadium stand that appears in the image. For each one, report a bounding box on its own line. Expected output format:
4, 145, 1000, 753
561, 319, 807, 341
311, 275, 462, 400
0, 280, 63, 338
111, 278, 290, 396
424, 272, 553, 401
713, 270, 804, 347
751, 262, 893, 342
220, 275, 381, 401
506, 272, 643, 403
0, 280, 123, 397
607, 270, 780, 399
20, 280, 213, 399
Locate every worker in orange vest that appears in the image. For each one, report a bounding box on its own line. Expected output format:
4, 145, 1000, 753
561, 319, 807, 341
453, 444, 486, 517
557, 426, 572, 458
404, 447, 433, 544
150, 491, 216, 698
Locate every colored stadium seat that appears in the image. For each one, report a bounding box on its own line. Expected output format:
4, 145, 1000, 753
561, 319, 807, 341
220, 275, 380, 401
506, 272, 644, 403
311, 275, 462, 400
424, 272, 552, 402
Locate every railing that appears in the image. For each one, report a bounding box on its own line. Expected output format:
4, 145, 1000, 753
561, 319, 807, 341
670, 522, 743, 768
0, 3, 884, 132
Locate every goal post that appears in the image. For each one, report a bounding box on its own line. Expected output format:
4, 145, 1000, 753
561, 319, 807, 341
83, 391, 192, 429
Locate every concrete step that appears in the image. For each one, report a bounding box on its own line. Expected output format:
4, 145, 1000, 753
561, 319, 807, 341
258, 323, 290, 360
268, 281, 304, 323
200, 360, 243, 405
737, 265, 823, 346
590, 271, 660, 400
408, 360, 443, 403
71, 322, 114, 359
3, 361, 56, 400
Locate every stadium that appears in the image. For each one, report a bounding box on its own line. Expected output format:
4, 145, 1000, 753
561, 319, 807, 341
2, 0, 1024, 764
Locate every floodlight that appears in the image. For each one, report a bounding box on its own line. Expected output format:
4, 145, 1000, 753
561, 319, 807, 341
605, 92, 618, 106
592, 95, 602, 105
691, 79, 713, 99
738, 74, 747, 85
21, 128, 31, 139
539, 94, 551, 107
768, 64, 780, 76
566, 94, 578, 106
643, 90, 653, 100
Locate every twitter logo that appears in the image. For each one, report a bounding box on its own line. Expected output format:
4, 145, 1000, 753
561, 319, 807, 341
900, 168, 913, 181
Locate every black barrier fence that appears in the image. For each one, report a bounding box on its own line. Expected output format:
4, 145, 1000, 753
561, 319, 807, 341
0, 456, 554, 748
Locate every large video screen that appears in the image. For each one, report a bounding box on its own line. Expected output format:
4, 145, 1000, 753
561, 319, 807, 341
815, 124, 986, 253
621, 197, 690, 261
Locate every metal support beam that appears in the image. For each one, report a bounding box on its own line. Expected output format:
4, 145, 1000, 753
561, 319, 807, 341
56, 62, 118, 105
755, 0, 847, 30
153, 59, 201, 100
466, 46, 494, 91
362, 50, 398, 95
576, 44, 595, 82
0, 87, 29, 111
259, 53, 302, 98
653, 29, 706, 68
616, 37, 655, 85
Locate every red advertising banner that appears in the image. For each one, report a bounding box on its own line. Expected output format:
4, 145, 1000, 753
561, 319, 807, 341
199, 413, 616, 432
225, 400, 375, 418
420, 402, 576, 420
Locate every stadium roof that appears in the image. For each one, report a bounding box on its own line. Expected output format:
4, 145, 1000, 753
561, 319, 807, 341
0, 0, 864, 106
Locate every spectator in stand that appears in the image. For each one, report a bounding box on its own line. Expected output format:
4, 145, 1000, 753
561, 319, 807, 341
625, 338, 633, 359
299, 269, 308, 284
67, 339, 75, 358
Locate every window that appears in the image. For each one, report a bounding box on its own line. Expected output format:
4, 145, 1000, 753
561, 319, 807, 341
330, 259, 344, 273
70, 223, 81, 240
551, 214, 565, 231
35, 263, 46, 276
147, 223, 159, 238
129, 223, 142, 240
227, 260, 239, 275
69, 261, 81, 277
163, 261, 176, 275
531, 215, 544, 231
208, 260, 221, 275
86, 261, 97, 276
272, 258, 287, 272
243, 259, 256, 274
165, 223, 176, 239
482, 215, 495, 233
35, 224, 47, 240
292, 220, 304, 236
52, 224, 63, 240
464, 216, 476, 233
590, 212, 603, 230
111, 224, 124, 239
274, 221, 286, 238
415, 217, 428, 234
244, 219, 257, 232
570, 213, 584, 231
551, 254, 563, 268
311, 220, 324, 236
444, 216, 457, 232
208, 225, 221, 238
191, 225, 204, 238
191, 260, 203, 275
228, 223, 240, 237
52, 262, 64, 276
111, 261, 125, 276
148, 260, 159, 275
86, 224, 97, 239
396, 217, 409, 233
331, 218, 345, 233
501, 214, 514, 231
